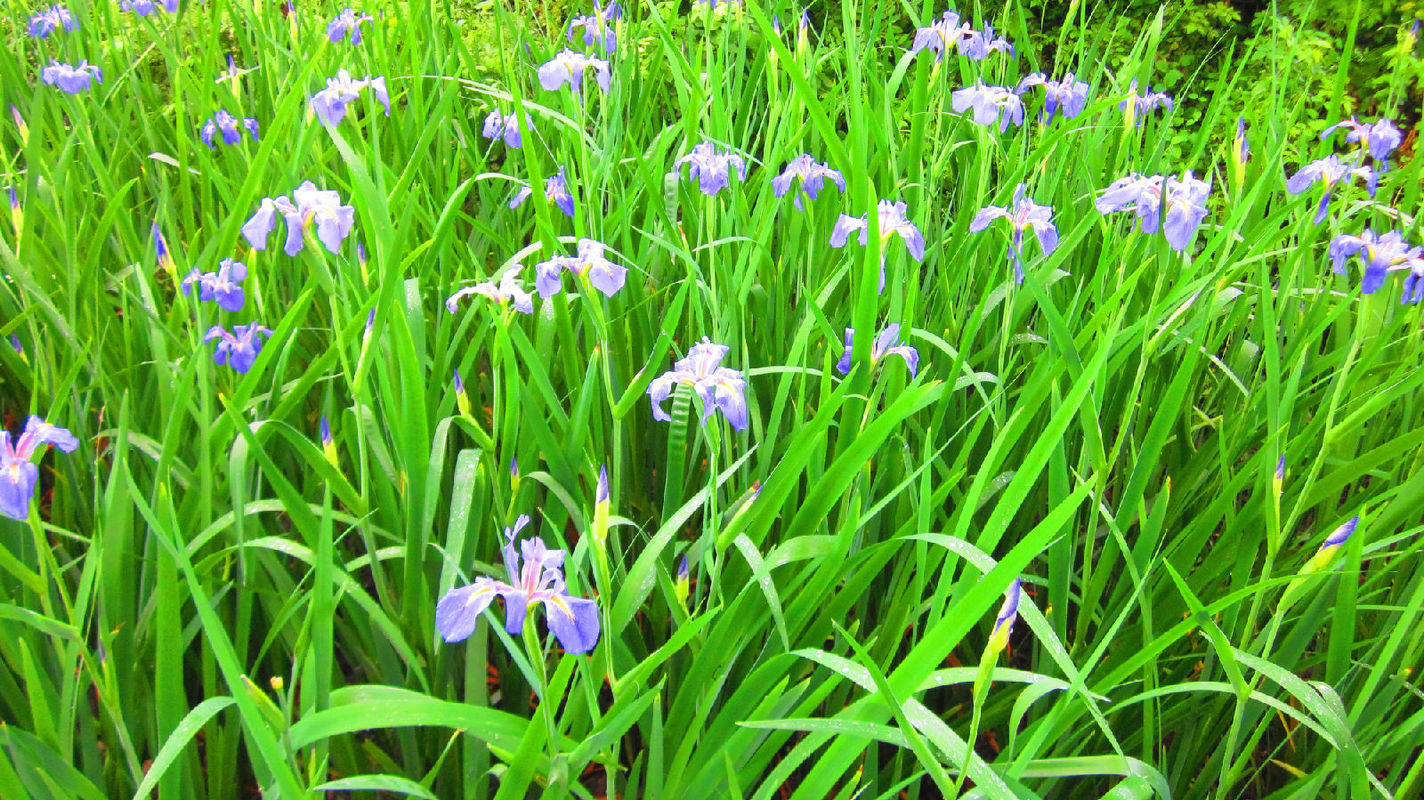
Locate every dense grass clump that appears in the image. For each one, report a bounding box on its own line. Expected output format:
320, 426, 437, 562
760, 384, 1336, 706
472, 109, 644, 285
2, 1, 1423, 798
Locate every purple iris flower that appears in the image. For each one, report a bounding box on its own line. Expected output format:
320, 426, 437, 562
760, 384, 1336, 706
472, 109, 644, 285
648, 338, 750, 431
771, 154, 845, 210
1328, 229, 1424, 300
1286, 155, 1376, 225
987, 578, 1022, 654
672, 142, 749, 197
567, 1, 620, 55
446, 271, 535, 315
242, 181, 357, 256
310, 70, 391, 126
1321, 117, 1402, 166
28, 6, 77, 38
204, 323, 272, 374
435, 515, 601, 655
910, 10, 976, 60
830, 200, 926, 290
200, 110, 260, 149
120, 0, 180, 14
951, 83, 1025, 132
535, 238, 629, 298
182, 259, 248, 312
538, 50, 612, 94
961, 23, 1014, 60
969, 184, 1058, 282
1095, 171, 1211, 252
1016, 73, 1089, 122
41, 61, 102, 94
326, 8, 373, 43
482, 109, 531, 149
1, 416, 80, 521
1119, 79, 1173, 124
152, 221, 175, 275
509, 167, 576, 217
835, 324, 919, 378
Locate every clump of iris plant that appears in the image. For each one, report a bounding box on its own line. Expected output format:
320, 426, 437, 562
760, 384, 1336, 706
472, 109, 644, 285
436, 515, 601, 655
1286, 155, 1376, 225
310, 69, 391, 126
482, 109, 531, 149
969, 184, 1058, 282
672, 142, 749, 197
538, 50, 612, 95
200, 110, 259, 149
1329, 228, 1424, 301
326, 8, 373, 44
648, 338, 750, 431
120, 0, 179, 15
446, 272, 535, 315
835, 324, 919, 378
28, 6, 77, 38
1016, 73, 1090, 122
535, 238, 629, 298
830, 199, 926, 291
182, 259, 249, 312
951, 83, 1025, 132
1094, 171, 1211, 252
510, 167, 576, 217
1, 417, 80, 521
41, 61, 102, 94
567, 1, 620, 55
242, 181, 357, 256
1321, 117, 1401, 168
771, 154, 845, 210
1119, 79, 1172, 125
204, 323, 272, 374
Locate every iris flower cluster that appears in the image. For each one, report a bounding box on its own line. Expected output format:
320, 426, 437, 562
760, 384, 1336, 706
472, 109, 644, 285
482, 109, 531, 149
1, 417, 79, 521
952, 83, 1025, 132
910, 11, 1013, 61
1095, 171, 1211, 252
200, 110, 260, 149
567, 0, 620, 55
182, 259, 249, 312
1328, 229, 1424, 302
42, 61, 102, 94
242, 181, 357, 256
648, 339, 750, 431
436, 515, 601, 655
1016, 73, 1090, 122
310, 69, 391, 127
28, 6, 77, 38
969, 184, 1059, 282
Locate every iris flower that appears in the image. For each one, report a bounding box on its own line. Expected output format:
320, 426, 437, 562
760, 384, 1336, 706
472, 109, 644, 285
310, 69, 391, 126
648, 338, 750, 431
201, 110, 260, 148
435, 515, 601, 655
28, 6, 77, 38
151, 221, 175, 275
182, 259, 248, 312
1328, 229, 1424, 300
1095, 171, 1211, 252
1119, 79, 1172, 124
42, 61, 102, 94
446, 272, 535, 315
1, 417, 79, 521
969, 184, 1058, 282
327, 8, 373, 43
482, 109, 531, 149
672, 142, 749, 197
831, 199, 926, 290
986, 578, 1022, 655
951, 83, 1025, 131
910, 11, 977, 60
961, 24, 1014, 60
1233, 117, 1251, 165
204, 323, 272, 374
120, 0, 179, 14
535, 238, 628, 298
1016, 73, 1089, 122
1301, 517, 1360, 574
1321, 117, 1402, 166
835, 324, 919, 378
771, 154, 845, 209
242, 181, 357, 256
510, 167, 576, 217
1286, 155, 1376, 224
568, 1, 620, 55
538, 50, 612, 94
